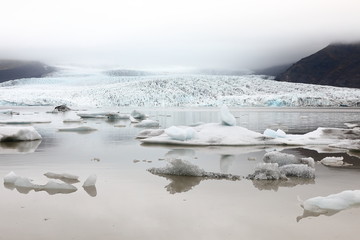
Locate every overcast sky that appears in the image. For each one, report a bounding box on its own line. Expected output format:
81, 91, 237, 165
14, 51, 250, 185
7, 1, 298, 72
1, 0, 360, 70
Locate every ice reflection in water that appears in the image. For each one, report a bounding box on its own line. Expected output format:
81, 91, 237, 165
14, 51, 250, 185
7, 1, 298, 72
0, 140, 41, 154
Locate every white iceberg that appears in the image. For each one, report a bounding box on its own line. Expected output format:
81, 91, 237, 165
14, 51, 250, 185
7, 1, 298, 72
300, 190, 360, 214
4, 171, 18, 184
164, 126, 196, 141
58, 126, 97, 132
0, 126, 42, 141
83, 174, 97, 187
320, 156, 350, 167
220, 105, 236, 126
134, 119, 160, 128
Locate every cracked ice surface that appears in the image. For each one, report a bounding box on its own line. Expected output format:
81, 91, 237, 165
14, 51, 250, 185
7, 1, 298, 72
1, 67, 360, 107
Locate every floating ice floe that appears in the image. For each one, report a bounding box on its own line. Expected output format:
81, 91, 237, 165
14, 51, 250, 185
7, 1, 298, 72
280, 164, 315, 178
83, 174, 97, 187
148, 158, 241, 180
134, 119, 160, 128
106, 112, 130, 119
164, 126, 196, 141
263, 129, 286, 138
77, 112, 110, 118
329, 140, 360, 151
141, 123, 360, 147
58, 126, 97, 132
44, 172, 80, 183
131, 110, 147, 120
63, 117, 83, 123
3, 172, 77, 194
320, 156, 351, 167
136, 129, 164, 139
0, 119, 51, 124
0, 126, 42, 141
298, 190, 360, 221
129, 115, 139, 123
263, 151, 315, 167
220, 105, 236, 126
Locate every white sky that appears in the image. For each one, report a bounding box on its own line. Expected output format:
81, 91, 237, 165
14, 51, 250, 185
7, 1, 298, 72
1, 0, 360, 69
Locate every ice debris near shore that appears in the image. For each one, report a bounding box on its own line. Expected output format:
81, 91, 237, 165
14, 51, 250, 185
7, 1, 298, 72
0, 126, 42, 141
299, 190, 360, 215
148, 158, 241, 180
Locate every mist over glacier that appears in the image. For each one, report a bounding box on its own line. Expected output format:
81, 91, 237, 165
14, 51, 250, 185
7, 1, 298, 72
0, 67, 359, 108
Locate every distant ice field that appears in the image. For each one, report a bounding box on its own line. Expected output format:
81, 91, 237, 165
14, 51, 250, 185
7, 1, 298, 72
0, 66, 359, 107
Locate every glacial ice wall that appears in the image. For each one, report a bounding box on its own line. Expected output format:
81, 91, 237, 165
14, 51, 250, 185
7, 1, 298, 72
0, 67, 359, 107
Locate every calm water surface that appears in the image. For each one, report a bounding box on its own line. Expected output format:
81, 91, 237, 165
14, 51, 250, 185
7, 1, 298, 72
0, 107, 360, 240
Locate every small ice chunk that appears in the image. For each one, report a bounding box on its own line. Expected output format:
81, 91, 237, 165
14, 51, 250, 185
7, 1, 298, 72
106, 112, 130, 119
134, 119, 160, 128
136, 129, 164, 139
247, 163, 287, 180
14, 177, 37, 189
320, 156, 348, 167
44, 172, 79, 181
279, 164, 315, 178
129, 115, 139, 123
149, 158, 205, 177
263, 151, 299, 166
131, 110, 147, 120
263, 129, 286, 138
83, 174, 97, 187
77, 112, 109, 118
220, 105, 236, 126
4, 171, 19, 184
165, 126, 195, 141
58, 126, 97, 132
300, 157, 315, 168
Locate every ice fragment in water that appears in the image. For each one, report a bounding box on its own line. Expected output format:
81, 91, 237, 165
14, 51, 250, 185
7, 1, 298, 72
131, 110, 147, 120
4, 171, 19, 184
263, 151, 299, 166
136, 129, 164, 139
247, 163, 287, 180
220, 105, 236, 126
44, 172, 79, 181
83, 174, 97, 187
279, 164, 315, 178
320, 156, 349, 167
0, 126, 42, 141
263, 129, 286, 138
58, 126, 97, 132
134, 119, 160, 128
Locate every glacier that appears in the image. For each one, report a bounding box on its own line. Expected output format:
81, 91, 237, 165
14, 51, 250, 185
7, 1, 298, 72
0, 66, 360, 107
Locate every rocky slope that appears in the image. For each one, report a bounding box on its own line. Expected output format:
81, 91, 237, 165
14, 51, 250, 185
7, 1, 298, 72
276, 43, 360, 88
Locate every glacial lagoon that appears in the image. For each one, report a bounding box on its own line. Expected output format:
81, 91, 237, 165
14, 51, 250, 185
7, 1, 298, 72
1, 106, 360, 240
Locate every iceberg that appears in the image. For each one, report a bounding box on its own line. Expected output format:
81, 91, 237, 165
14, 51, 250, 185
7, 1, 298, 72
220, 105, 236, 126
4, 171, 18, 184
320, 156, 351, 167
298, 190, 360, 221
148, 158, 241, 180
134, 119, 160, 128
0, 126, 42, 141
83, 174, 97, 187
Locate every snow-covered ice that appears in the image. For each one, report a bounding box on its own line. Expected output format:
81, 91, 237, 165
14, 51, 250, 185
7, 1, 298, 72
247, 163, 287, 180
220, 105, 236, 126
0, 126, 42, 141
136, 129, 164, 139
263, 129, 286, 138
263, 151, 299, 166
164, 126, 196, 141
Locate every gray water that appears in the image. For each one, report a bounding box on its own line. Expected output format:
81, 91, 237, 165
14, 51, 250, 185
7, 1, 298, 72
0, 107, 360, 240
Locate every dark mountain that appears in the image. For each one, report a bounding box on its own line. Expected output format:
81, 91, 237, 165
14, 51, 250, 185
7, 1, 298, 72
0, 60, 55, 83
253, 63, 293, 76
276, 43, 360, 88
